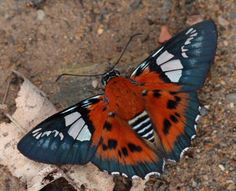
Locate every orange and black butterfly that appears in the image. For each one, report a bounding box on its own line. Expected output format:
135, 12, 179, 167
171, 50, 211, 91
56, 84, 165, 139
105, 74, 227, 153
18, 20, 217, 179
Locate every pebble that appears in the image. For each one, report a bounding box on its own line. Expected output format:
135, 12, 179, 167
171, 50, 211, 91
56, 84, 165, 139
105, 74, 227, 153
225, 93, 236, 103
192, 180, 198, 188
199, 106, 208, 116
223, 40, 229, 46
97, 26, 104, 35
92, 80, 99, 88
229, 103, 234, 108
218, 164, 225, 171
37, 10, 45, 21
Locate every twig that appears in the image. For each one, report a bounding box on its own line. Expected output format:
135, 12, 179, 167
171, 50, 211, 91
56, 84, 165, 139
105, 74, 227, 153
2, 77, 11, 105
4, 113, 27, 133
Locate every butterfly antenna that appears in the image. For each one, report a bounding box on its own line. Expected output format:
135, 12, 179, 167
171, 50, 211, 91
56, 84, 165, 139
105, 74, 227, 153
56, 33, 142, 82
110, 33, 142, 70
55, 73, 104, 82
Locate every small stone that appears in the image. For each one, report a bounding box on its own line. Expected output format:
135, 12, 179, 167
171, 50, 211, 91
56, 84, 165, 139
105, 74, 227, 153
92, 80, 99, 88
225, 93, 236, 103
220, 80, 226, 85
37, 10, 45, 21
229, 103, 234, 108
223, 40, 229, 46
218, 164, 225, 171
199, 106, 208, 116
192, 180, 198, 188
97, 26, 104, 35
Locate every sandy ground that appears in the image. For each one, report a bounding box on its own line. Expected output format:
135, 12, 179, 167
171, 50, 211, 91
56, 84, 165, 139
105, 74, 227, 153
0, 0, 235, 190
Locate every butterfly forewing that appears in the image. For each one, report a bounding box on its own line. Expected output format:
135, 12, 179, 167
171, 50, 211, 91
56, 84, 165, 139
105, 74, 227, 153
17, 95, 104, 164
131, 20, 217, 91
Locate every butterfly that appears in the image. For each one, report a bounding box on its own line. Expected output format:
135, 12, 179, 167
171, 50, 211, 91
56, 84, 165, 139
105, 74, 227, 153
17, 20, 217, 179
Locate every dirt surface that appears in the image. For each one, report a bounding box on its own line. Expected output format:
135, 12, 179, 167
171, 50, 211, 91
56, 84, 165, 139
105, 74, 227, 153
0, 0, 235, 191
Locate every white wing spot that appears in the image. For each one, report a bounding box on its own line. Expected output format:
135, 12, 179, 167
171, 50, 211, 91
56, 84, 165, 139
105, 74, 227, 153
68, 118, 91, 141
165, 70, 182, 82
182, 52, 188, 58
142, 129, 154, 138
144, 172, 160, 180
32, 132, 39, 137
137, 123, 152, 134
191, 134, 196, 140
160, 59, 183, 72
128, 110, 148, 125
181, 46, 188, 52
59, 132, 64, 140
32, 128, 42, 134
132, 118, 150, 130
190, 32, 197, 37
131, 175, 140, 179
185, 37, 194, 45
35, 133, 42, 139
180, 147, 190, 159
122, 173, 128, 178
191, 29, 197, 34
195, 115, 201, 122
185, 28, 194, 35
41, 131, 51, 137
64, 112, 81, 126
182, 29, 198, 58
68, 118, 85, 139
52, 130, 59, 137
156, 50, 174, 65
76, 125, 91, 141
111, 172, 120, 175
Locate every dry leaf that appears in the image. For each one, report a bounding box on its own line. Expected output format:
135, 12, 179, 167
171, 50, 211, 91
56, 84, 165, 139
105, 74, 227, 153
0, 71, 114, 191
158, 25, 172, 44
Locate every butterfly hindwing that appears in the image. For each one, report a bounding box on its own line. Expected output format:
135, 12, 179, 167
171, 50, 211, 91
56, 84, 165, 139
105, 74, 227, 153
131, 20, 217, 91
142, 89, 200, 161
17, 95, 106, 165
91, 114, 164, 178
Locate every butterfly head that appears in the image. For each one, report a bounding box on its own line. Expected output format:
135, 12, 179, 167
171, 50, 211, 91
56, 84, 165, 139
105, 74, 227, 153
101, 69, 120, 85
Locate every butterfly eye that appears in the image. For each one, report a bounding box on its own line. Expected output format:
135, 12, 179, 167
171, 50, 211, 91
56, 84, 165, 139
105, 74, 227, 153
101, 69, 120, 85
